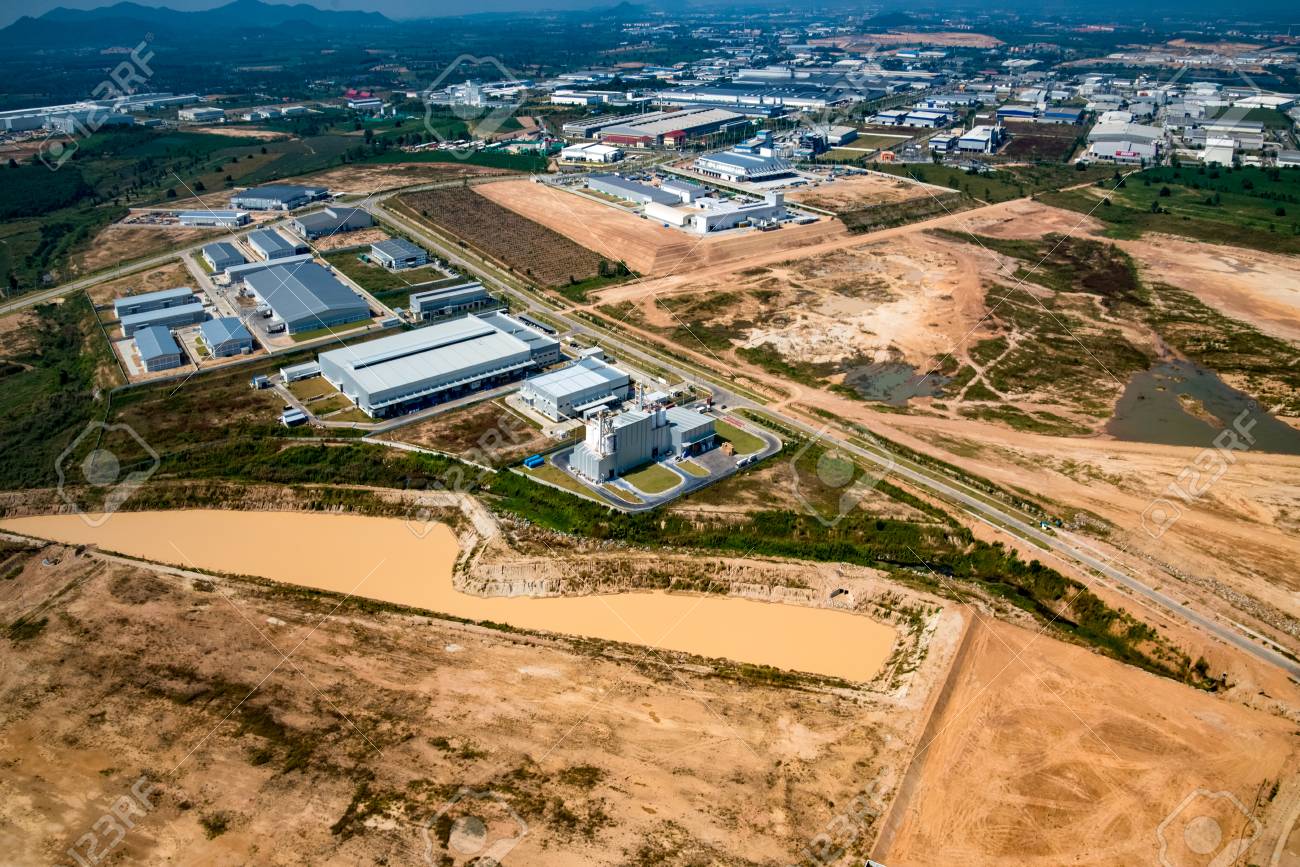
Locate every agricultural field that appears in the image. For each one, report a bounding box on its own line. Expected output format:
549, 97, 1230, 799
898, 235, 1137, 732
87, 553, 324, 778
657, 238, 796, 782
999, 121, 1087, 161
397, 186, 612, 290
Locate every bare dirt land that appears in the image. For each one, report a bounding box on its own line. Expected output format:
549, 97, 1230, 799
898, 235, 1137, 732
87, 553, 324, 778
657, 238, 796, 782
85, 260, 192, 306
477, 179, 848, 277
0, 310, 38, 358
71, 226, 215, 275
785, 173, 939, 212
311, 226, 391, 253
186, 126, 290, 140
1117, 234, 1300, 344
0, 531, 938, 866
880, 615, 1300, 867
390, 399, 556, 467
292, 162, 511, 196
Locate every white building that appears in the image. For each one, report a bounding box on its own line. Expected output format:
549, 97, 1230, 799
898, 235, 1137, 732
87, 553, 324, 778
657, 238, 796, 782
519, 356, 632, 421
645, 191, 786, 234
560, 142, 624, 163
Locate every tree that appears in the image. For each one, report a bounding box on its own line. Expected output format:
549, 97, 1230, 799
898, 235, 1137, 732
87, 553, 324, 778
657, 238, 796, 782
165, 188, 177, 198
6, 158, 15, 169
1277, 207, 1288, 217
1158, 186, 1172, 197
260, 146, 268, 155
194, 180, 206, 192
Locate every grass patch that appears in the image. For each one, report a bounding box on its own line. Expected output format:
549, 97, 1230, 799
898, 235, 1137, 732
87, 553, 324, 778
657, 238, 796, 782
287, 377, 337, 401
677, 459, 708, 477
714, 420, 764, 455
622, 462, 681, 495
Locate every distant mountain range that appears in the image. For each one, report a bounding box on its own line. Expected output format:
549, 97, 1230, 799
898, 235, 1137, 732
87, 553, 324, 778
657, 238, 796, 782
0, 0, 393, 47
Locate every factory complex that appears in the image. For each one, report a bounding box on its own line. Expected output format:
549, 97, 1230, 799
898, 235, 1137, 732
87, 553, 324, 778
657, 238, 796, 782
571, 401, 718, 482
243, 262, 371, 335
519, 355, 632, 421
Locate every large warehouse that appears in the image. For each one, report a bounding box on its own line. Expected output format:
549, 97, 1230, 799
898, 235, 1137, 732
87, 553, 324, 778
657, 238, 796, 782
231, 184, 329, 211
248, 228, 309, 261
202, 242, 246, 274
119, 302, 206, 338
409, 280, 495, 322
571, 404, 717, 481
519, 356, 632, 421
693, 149, 795, 183
593, 107, 748, 148
317, 312, 561, 418
586, 174, 679, 205
291, 206, 374, 240
243, 262, 370, 334
113, 286, 197, 319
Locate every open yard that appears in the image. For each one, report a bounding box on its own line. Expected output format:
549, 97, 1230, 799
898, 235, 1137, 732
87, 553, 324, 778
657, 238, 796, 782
715, 419, 765, 455
1000, 121, 1086, 161
786, 173, 940, 213
397, 186, 612, 289
71, 225, 217, 275
288, 161, 512, 196
393, 399, 558, 468
85, 260, 193, 307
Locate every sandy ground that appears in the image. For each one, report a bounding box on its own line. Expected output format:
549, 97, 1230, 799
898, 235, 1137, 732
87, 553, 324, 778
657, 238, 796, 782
71, 226, 215, 275
1117, 234, 1300, 344
0, 542, 923, 866
786, 172, 943, 213
85, 260, 192, 306
476, 179, 849, 277
311, 226, 391, 253
185, 126, 289, 140
881, 615, 1300, 866
0, 310, 38, 357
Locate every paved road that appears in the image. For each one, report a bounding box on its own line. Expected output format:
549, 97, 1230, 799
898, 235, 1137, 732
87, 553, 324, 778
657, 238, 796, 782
372, 195, 1300, 679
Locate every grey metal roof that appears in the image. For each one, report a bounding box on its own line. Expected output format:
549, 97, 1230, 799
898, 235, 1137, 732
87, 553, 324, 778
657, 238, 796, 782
233, 184, 327, 203
202, 242, 245, 267
695, 150, 793, 175
244, 262, 368, 328
371, 238, 426, 260
523, 356, 628, 402
119, 301, 206, 332
200, 316, 252, 346
181, 209, 247, 219
410, 281, 488, 307
226, 253, 314, 283
248, 228, 299, 257
587, 174, 679, 204
113, 286, 194, 313
134, 325, 181, 361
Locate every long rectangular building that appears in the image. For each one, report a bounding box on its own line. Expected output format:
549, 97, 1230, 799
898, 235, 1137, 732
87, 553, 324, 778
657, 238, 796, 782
248, 228, 308, 261
231, 184, 329, 211
593, 107, 748, 148
317, 312, 560, 418
119, 302, 206, 338
113, 286, 196, 318
408, 281, 495, 321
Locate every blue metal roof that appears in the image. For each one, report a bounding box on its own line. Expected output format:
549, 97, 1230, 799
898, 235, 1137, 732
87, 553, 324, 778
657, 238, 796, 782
202, 242, 245, 267
371, 238, 426, 260
134, 325, 180, 361
200, 316, 252, 346
248, 228, 298, 257
119, 301, 206, 331
244, 262, 368, 329
112, 286, 194, 313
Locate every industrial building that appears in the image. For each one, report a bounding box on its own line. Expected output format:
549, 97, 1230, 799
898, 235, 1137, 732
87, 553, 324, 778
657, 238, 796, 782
570, 404, 717, 481
120, 302, 206, 338
134, 325, 185, 373
202, 242, 246, 273
230, 184, 329, 211
559, 142, 625, 163
1086, 140, 1157, 164
317, 312, 561, 418
693, 142, 795, 183
957, 125, 1006, 153
178, 107, 225, 123
179, 210, 249, 228
225, 254, 314, 284
199, 317, 255, 357
243, 262, 370, 335
370, 238, 429, 270
586, 174, 680, 205
589, 107, 748, 148
114, 286, 197, 319
408, 281, 496, 321
996, 105, 1038, 122
645, 191, 786, 234
519, 356, 632, 421
1042, 108, 1085, 124
248, 228, 309, 261
291, 206, 374, 240
1088, 121, 1163, 146
661, 178, 707, 202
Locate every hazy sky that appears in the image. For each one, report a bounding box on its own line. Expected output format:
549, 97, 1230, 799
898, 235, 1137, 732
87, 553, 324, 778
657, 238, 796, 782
0, 0, 609, 27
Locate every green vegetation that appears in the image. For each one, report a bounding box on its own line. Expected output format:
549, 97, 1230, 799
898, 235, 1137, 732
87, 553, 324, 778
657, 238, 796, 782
714, 420, 764, 455
554, 261, 635, 303
0, 296, 116, 491
323, 249, 425, 293
482, 470, 1203, 684
623, 463, 681, 494
1041, 165, 1300, 255
872, 162, 1114, 203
